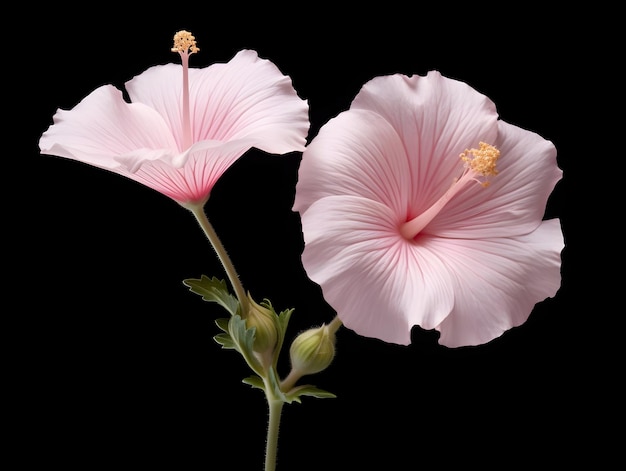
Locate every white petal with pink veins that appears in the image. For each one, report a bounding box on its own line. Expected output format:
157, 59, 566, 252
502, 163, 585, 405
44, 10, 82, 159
300, 195, 454, 345
126, 50, 309, 156
426, 121, 562, 239
351, 71, 499, 211
294, 109, 411, 216
433, 218, 564, 347
39, 85, 178, 170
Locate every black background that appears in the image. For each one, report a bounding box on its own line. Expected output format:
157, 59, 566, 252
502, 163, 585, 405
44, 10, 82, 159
14, 6, 613, 470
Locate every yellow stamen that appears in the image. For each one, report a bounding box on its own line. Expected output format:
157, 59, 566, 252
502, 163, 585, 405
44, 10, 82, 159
400, 141, 501, 240
459, 141, 500, 187
171, 30, 200, 55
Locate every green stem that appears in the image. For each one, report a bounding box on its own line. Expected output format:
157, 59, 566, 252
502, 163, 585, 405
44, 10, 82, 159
264, 394, 284, 471
187, 204, 248, 312
279, 369, 300, 393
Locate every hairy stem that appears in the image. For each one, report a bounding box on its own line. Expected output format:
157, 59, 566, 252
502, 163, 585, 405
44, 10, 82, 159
264, 394, 284, 471
188, 204, 248, 312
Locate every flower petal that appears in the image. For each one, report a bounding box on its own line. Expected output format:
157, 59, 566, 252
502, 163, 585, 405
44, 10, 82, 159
117, 137, 257, 204
433, 218, 564, 347
39, 85, 179, 171
294, 109, 411, 216
425, 120, 562, 238
126, 50, 309, 155
351, 71, 499, 214
300, 195, 454, 345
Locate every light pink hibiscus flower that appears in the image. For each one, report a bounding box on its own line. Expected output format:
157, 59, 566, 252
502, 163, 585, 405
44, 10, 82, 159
293, 71, 564, 347
39, 31, 309, 208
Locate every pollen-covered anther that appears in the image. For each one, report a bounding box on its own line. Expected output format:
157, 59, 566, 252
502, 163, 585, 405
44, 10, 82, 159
460, 141, 500, 187
400, 141, 500, 239
171, 30, 200, 55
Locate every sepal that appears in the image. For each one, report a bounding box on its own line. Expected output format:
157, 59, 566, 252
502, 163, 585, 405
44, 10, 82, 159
228, 314, 264, 376
272, 304, 294, 368
183, 275, 240, 316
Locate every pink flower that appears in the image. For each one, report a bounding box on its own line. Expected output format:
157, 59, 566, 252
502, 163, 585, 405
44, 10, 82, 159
293, 71, 564, 347
39, 31, 309, 208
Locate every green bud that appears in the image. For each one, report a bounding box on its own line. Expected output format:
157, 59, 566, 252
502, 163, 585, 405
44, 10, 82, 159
289, 324, 336, 377
244, 294, 279, 359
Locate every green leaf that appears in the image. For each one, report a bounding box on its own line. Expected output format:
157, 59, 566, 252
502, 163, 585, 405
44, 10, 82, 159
215, 318, 229, 333
276, 307, 294, 344
272, 305, 294, 368
242, 375, 265, 390
213, 332, 236, 349
183, 275, 240, 316
228, 315, 263, 376
285, 385, 337, 403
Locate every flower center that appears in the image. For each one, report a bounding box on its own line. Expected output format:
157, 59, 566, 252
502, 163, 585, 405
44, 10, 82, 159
171, 30, 200, 150
400, 142, 500, 240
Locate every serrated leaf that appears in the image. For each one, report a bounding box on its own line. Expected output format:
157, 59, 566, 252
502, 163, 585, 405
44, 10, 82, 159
242, 375, 265, 390
228, 315, 263, 376
183, 275, 240, 316
272, 306, 294, 368
229, 315, 256, 352
213, 332, 236, 349
215, 318, 230, 333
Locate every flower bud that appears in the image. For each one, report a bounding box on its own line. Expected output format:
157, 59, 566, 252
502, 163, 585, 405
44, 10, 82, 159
289, 324, 336, 377
244, 294, 280, 358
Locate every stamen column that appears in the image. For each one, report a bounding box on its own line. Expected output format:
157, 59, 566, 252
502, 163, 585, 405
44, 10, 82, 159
171, 30, 200, 150
400, 142, 500, 240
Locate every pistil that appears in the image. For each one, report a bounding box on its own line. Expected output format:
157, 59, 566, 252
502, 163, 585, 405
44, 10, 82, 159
171, 30, 200, 150
400, 142, 500, 240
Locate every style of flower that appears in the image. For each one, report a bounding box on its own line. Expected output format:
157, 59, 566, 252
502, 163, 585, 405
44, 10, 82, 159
293, 71, 564, 347
39, 31, 309, 209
